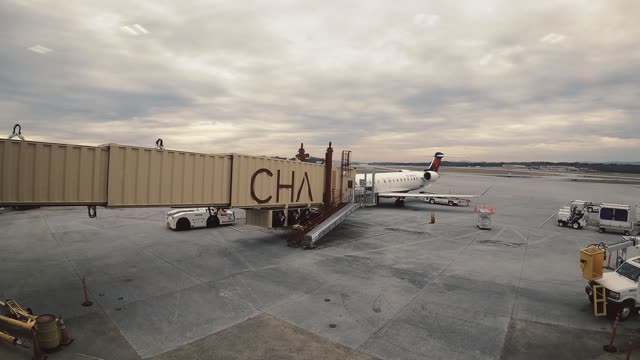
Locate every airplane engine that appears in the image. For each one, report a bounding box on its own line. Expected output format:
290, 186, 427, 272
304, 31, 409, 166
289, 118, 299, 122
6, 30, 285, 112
423, 171, 440, 182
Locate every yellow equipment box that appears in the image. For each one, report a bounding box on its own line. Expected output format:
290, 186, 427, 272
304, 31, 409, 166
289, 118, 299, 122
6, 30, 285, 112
580, 246, 605, 281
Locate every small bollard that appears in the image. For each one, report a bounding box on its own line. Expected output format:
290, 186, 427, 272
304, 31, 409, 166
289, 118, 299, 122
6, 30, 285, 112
429, 212, 436, 224
625, 329, 635, 360
603, 313, 620, 353
81, 275, 93, 307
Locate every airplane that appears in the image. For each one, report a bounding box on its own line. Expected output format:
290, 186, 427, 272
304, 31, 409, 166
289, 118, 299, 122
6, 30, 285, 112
354, 152, 490, 207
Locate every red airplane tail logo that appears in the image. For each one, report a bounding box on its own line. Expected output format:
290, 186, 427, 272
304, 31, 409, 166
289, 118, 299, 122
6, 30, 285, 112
427, 152, 445, 173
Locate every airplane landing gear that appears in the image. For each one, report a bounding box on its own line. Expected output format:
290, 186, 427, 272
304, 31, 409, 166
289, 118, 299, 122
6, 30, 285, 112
394, 199, 405, 207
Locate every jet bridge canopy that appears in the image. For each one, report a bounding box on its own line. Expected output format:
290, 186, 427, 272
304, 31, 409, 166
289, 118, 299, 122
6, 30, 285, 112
0, 139, 329, 209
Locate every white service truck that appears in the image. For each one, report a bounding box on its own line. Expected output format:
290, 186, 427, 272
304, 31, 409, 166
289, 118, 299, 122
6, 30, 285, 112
584, 237, 640, 321
585, 257, 640, 321
167, 207, 236, 230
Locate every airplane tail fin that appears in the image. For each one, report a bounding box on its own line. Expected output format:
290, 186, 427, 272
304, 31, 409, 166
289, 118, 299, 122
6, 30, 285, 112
426, 152, 445, 173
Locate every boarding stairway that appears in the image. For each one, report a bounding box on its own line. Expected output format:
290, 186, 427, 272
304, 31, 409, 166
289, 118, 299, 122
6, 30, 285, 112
301, 198, 360, 248
299, 151, 359, 248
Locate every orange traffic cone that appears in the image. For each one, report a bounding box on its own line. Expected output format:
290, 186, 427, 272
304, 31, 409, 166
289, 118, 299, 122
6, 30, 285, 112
81, 275, 93, 307
489, 206, 494, 215
430, 212, 436, 224
473, 204, 478, 212
58, 316, 73, 346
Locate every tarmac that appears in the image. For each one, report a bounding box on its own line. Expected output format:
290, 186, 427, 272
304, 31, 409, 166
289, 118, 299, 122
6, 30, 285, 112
1, 171, 640, 359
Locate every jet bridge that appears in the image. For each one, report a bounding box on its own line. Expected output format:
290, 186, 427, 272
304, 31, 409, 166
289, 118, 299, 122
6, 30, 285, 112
0, 138, 354, 215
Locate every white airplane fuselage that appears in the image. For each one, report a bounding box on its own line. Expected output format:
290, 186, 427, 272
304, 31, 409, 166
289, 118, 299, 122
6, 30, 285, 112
355, 170, 439, 194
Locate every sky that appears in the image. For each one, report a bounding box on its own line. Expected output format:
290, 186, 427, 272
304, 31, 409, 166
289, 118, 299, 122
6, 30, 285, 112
1, 0, 639, 162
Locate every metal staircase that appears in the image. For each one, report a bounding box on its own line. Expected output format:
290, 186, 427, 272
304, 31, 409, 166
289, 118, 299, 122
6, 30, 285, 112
296, 150, 359, 248
302, 202, 359, 248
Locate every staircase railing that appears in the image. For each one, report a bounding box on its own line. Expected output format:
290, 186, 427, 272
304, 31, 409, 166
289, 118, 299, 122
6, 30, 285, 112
286, 191, 356, 247
303, 191, 354, 233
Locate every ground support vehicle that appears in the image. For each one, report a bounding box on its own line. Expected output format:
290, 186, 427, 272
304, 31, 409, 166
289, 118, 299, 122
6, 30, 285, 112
557, 200, 589, 229
598, 203, 635, 236
585, 202, 601, 213
477, 209, 491, 230
423, 197, 470, 207
167, 207, 235, 230
582, 236, 640, 321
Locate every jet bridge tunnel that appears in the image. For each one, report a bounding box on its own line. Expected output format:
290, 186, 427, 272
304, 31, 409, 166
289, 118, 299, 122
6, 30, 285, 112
0, 139, 355, 226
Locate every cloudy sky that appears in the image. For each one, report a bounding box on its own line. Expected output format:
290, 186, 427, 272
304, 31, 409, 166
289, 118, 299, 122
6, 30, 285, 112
1, 0, 639, 162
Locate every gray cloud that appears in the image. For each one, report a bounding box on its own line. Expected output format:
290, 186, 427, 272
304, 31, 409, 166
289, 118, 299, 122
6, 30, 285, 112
1, 0, 639, 162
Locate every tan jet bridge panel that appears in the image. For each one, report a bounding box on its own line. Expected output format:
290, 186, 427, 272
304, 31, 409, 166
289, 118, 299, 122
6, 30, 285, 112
231, 154, 324, 208
0, 139, 109, 205
0, 139, 328, 209
107, 144, 232, 207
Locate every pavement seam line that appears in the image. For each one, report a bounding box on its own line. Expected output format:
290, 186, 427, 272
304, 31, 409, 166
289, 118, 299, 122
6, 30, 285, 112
40, 212, 109, 314
348, 231, 482, 358
40, 211, 137, 360
499, 226, 531, 360
346, 230, 480, 256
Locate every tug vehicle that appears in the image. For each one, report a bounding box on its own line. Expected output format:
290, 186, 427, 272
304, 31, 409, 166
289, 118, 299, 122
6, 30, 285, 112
557, 200, 589, 229
167, 207, 236, 231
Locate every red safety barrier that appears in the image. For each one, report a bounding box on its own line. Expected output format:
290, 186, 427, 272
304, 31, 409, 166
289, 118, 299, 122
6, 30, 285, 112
625, 329, 635, 360
603, 313, 620, 353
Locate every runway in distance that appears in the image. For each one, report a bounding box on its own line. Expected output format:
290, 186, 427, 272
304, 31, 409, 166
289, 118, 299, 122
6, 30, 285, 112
355, 152, 491, 207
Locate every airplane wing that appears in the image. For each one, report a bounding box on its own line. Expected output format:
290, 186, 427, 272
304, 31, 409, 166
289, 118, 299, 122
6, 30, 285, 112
377, 185, 493, 199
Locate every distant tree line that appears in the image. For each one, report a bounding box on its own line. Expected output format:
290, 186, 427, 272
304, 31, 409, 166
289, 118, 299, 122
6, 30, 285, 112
368, 161, 640, 174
